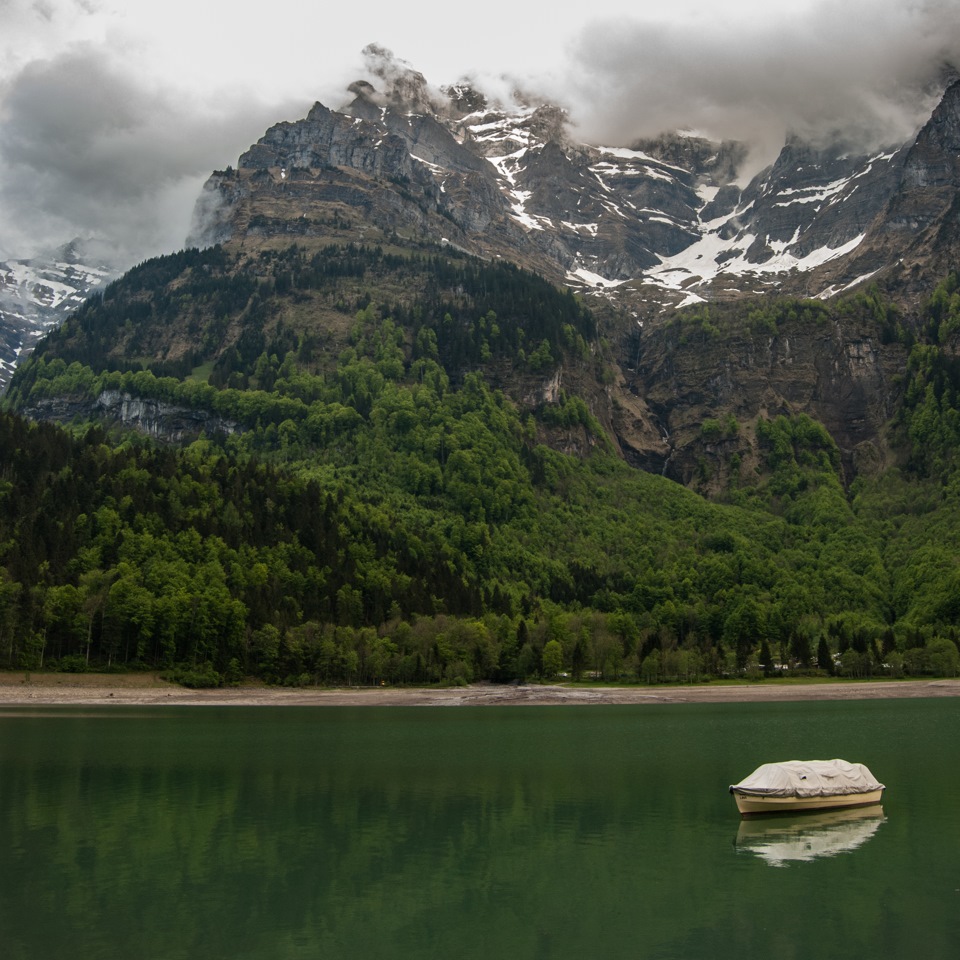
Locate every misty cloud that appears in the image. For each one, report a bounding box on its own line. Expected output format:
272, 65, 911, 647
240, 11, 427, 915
559, 0, 960, 169
0, 47, 307, 266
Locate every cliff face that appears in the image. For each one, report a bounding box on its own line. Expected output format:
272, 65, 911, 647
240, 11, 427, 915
24, 390, 239, 443
814, 80, 960, 305
890, 80, 960, 229
610, 308, 906, 491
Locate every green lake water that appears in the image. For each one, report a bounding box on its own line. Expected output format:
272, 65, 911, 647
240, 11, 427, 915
0, 699, 957, 959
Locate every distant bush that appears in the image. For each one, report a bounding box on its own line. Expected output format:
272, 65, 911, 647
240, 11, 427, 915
57, 655, 88, 674
163, 664, 224, 689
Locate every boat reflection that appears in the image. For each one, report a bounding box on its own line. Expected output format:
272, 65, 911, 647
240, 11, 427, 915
735, 804, 885, 867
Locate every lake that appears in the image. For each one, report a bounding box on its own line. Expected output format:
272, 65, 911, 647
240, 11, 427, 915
0, 699, 956, 959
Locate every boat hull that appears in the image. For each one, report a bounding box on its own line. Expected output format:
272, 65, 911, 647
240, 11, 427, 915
733, 787, 884, 816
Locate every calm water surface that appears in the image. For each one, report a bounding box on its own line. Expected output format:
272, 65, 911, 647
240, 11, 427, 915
0, 699, 957, 959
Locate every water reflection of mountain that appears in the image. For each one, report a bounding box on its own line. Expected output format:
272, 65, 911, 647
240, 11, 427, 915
735, 805, 886, 868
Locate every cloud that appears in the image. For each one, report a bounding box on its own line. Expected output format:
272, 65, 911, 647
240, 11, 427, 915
0, 45, 308, 265
557, 0, 960, 168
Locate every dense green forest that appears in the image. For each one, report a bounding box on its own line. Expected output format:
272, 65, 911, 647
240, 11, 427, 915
5, 244, 595, 389
3, 245, 960, 686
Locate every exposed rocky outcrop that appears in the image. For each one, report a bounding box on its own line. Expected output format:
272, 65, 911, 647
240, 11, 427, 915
24, 390, 239, 443
889, 80, 960, 231
812, 80, 960, 303
612, 312, 907, 490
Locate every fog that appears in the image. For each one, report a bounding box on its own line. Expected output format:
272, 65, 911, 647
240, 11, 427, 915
0, 47, 309, 265
555, 0, 960, 170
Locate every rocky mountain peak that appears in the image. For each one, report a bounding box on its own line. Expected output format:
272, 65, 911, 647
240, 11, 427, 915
183, 63, 960, 316
355, 43, 447, 117
0, 241, 114, 391
442, 82, 488, 117
828, 76, 960, 298
523, 103, 570, 147
343, 80, 382, 118
630, 132, 747, 188
902, 78, 960, 192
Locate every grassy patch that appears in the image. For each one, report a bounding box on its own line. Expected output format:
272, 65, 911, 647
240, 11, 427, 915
189, 361, 215, 382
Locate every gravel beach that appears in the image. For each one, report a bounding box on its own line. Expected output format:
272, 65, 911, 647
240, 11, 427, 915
1, 673, 958, 706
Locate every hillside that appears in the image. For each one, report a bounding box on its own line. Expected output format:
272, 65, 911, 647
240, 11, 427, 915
4, 241, 960, 684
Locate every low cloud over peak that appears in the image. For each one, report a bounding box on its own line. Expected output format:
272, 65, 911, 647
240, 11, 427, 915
0, 46, 307, 265
558, 1, 960, 167
1, 1, 959, 268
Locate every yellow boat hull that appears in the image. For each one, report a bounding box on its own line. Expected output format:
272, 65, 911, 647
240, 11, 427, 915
733, 787, 885, 816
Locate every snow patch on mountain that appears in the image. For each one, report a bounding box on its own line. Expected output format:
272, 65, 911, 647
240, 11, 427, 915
442, 90, 906, 303
648, 229, 866, 293
0, 247, 113, 392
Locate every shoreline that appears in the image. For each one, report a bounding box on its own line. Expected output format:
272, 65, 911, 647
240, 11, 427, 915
1, 673, 959, 706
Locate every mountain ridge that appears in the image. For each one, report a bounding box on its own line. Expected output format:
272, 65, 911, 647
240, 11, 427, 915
188, 63, 960, 315
8, 60, 960, 493
5, 63, 960, 394
7, 59, 960, 684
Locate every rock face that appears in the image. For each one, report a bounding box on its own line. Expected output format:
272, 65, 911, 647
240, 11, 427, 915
891, 81, 960, 229
813, 80, 960, 304
191, 67, 960, 316
23, 390, 239, 443
619, 314, 906, 488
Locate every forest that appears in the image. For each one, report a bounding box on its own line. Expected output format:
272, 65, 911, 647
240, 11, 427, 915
3, 244, 960, 687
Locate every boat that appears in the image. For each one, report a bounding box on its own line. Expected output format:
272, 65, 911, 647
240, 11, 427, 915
729, 759, 885, 816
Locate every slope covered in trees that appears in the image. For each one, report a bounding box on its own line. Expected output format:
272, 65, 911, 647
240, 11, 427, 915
5, 243, 595, 389
3, 246, 960, 685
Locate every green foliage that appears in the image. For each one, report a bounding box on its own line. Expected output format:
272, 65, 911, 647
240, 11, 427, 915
836, 284, 910, 345
8, 248, 960, 685
162, 664, 225, 688
898, 343, 960, 478
700, 415, 738, 442
753, 414, 843, 511
7, 244, 595, 403
0, 395, 931, 686
674, 298, 831, 342
920, 272, 960, 344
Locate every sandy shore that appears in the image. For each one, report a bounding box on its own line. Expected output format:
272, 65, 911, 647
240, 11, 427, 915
0, 672, 959, 706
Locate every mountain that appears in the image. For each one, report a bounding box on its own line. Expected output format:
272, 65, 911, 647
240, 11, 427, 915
0, 240, 114, 392
5, 56, 960, 685
188, 58, 960, 316
4, 58, 960, 399
21, 65, 913, 486
10, 66, 960, 488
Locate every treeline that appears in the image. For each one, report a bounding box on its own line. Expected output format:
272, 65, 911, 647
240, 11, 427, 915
672, 284, 915, 347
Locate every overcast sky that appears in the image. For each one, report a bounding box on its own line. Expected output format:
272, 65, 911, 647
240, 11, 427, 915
1, 0, 958, 268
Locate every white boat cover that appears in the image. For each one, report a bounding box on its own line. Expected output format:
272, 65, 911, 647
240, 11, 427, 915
729, 759, 884, 798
